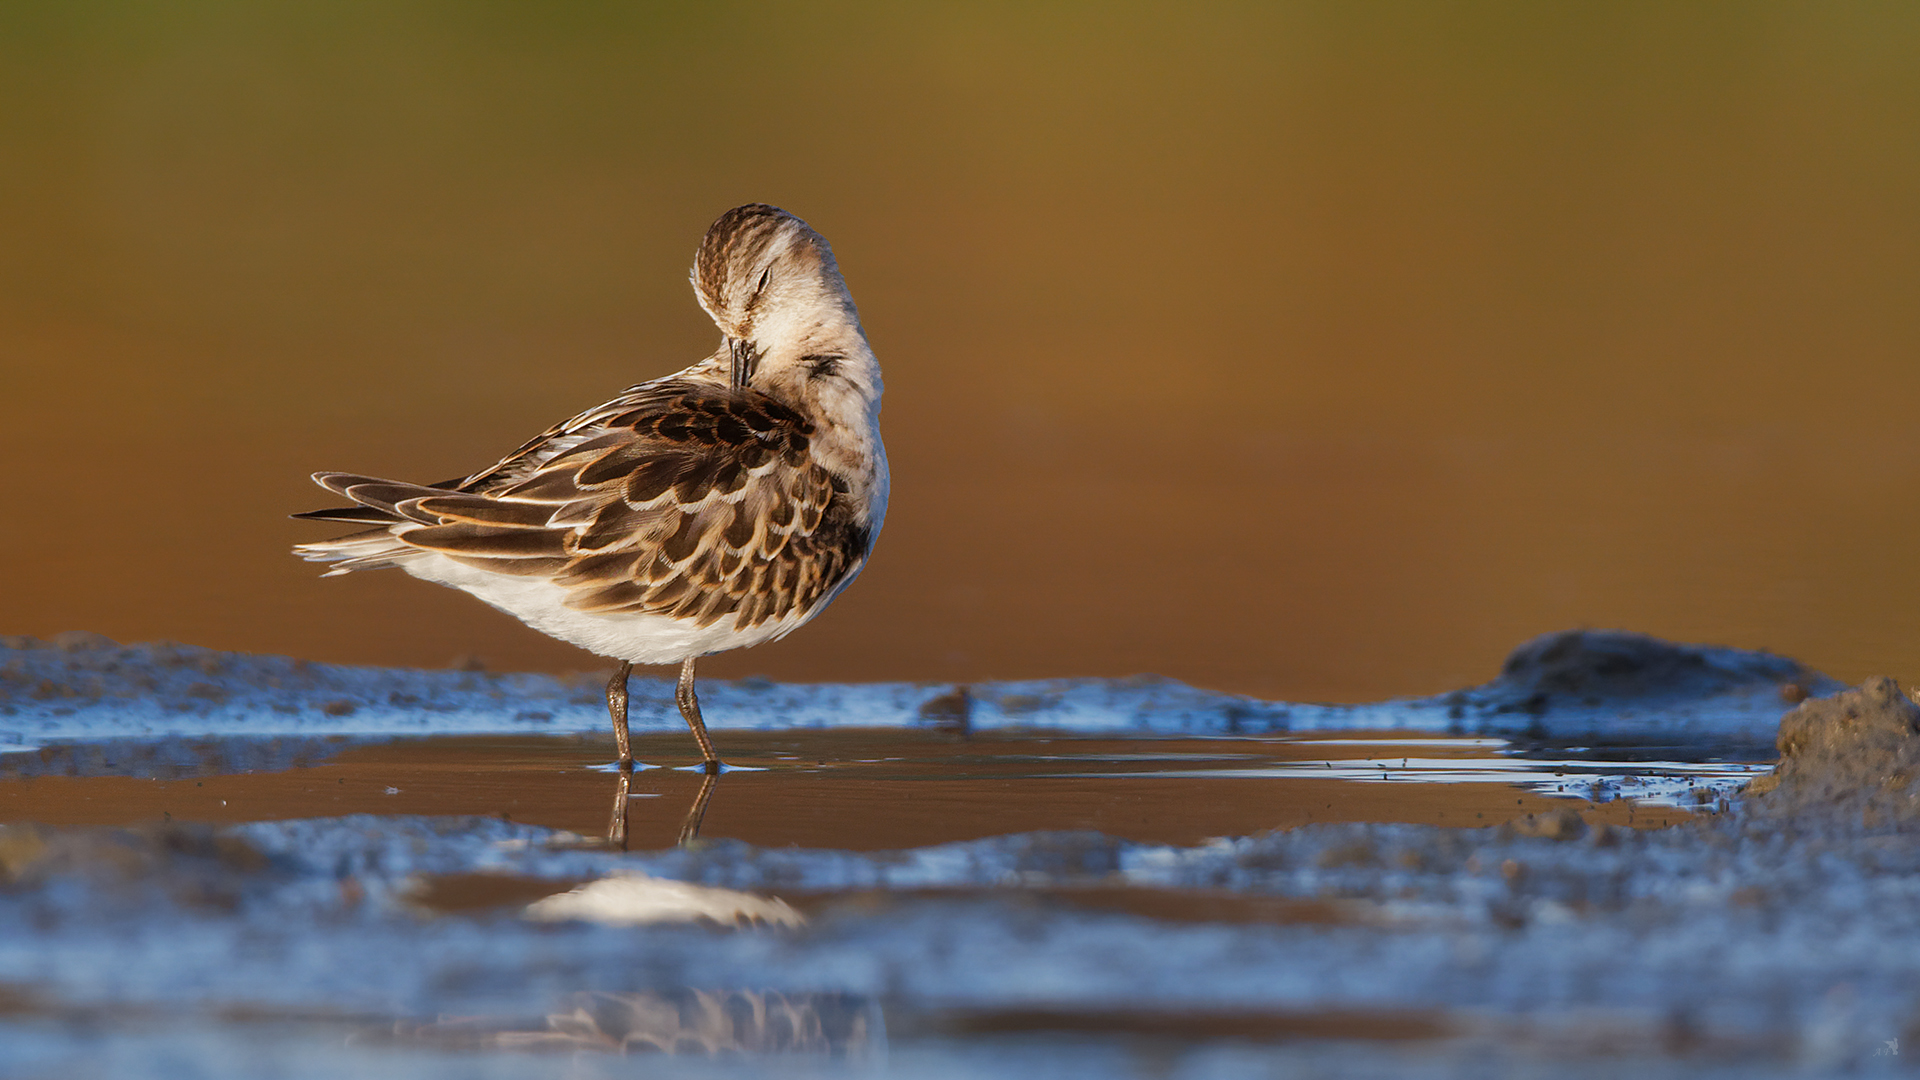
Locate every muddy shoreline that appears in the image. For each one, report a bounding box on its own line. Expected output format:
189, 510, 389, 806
0, 627, 1830, 753
2, 629, 1916, 1077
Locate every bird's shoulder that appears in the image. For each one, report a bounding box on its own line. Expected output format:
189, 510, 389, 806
454, 376, 816, 496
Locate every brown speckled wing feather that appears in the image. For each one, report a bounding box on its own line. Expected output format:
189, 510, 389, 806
387, 379, 871, 630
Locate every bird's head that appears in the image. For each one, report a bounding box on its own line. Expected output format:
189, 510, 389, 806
692, 204, 867, 392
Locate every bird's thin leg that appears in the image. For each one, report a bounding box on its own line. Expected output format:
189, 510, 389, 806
606, 660, 633, 766
675, 656, 721, 770
677, 769, 719, 847
606, 765, 631, 850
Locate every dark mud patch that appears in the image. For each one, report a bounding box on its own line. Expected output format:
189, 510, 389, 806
915, 1003, 1456, 1043
0, 735, 364, 781
1495, 628, 1820, 706
1435, 628, 1834, 752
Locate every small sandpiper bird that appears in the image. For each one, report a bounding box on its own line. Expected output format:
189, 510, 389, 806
294, 204, 887, 770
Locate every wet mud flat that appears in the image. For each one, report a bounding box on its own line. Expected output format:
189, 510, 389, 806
1, 630, 1917, 1078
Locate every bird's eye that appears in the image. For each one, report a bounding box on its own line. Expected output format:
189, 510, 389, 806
756, 268, 772, 292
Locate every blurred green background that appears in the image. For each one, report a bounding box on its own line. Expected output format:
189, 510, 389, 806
3, 2, 1918, 700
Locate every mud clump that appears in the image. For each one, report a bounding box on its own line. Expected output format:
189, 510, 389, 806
1497, 628, 1812, 704
1743, 677, 1920, 829
1502, 807, 1587, 842
917, 685, 972, 734
0, 821, 279, 916
1437, 628, 1836, 749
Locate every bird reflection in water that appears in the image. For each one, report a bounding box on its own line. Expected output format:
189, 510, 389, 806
606, 765, 720, 850
376, 875, 876, 1058
386, 988, 881, 1059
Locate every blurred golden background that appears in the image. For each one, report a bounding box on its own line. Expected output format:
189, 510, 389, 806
3, 3, 1918, 700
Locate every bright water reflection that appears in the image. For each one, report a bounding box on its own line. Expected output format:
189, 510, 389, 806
0, 728, 1742, 845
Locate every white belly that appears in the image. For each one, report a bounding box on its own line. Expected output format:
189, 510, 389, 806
402, 552, 809, 664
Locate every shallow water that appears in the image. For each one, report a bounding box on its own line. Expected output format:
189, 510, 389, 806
0, 727, 1802, 1079
0, 729, 1751, 847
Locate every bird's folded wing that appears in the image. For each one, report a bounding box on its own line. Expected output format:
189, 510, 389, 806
385, 380, 866, 630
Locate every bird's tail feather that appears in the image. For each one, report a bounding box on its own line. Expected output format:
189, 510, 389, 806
292, 529, 421, 577
293, 471, 444, 576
